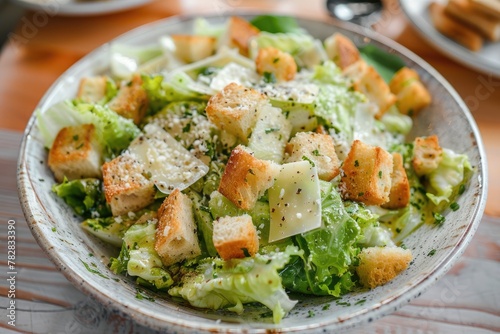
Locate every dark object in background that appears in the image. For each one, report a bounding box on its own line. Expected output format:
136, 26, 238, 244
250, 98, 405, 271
0, 1, 24, 49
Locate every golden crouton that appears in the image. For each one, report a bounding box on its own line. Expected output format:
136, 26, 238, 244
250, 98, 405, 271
77, 76, 108, 104
382, 153, 411, 209
155, 189, 202, 266
218, 145, 278, 210
227, 16, 260, 56
356, 247, 412, 289
285, 132, 340, 181
343, 60, 397, 118
412, 135, 443, 176
324, 33, 361, 70
255, 47, 297, 82
205, 83, 267, 142
102, 153, 156, 216
171, 35, 216, 63
213, 214, 259, 260
48, 124, 102, 183
390, 67, 432, 116
108, 74, 148, 125
340, 140, 394, 206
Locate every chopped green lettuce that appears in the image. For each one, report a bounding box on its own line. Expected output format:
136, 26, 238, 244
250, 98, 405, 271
142, 73, 210, 114
52, 178, 111, 219
281, 183, 360, 296
110, 43, 163, 78
81, 207, 159, 247
250, 15, 305, 34
426, 149, 472, 206
110, 221, 173, 290
169, 246, 302, 324
37, 100, 140, 157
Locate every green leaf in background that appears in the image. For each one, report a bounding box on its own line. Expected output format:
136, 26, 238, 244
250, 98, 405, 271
359, 44, 406, 83
250, 15, 304, 34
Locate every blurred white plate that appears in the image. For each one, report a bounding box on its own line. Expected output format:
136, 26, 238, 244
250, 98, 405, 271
10, 0, 152, 16
400, 0, 500, 77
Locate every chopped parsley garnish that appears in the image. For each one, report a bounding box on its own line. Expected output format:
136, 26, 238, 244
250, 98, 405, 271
450, 202, 460, 211
428, 249, 436, 256
433, 212, 446, 226
80, 259, 109, 279
263, 71, 277, 83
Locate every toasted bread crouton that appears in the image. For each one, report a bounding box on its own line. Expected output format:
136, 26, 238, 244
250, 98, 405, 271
285, 132, 340, 181
77, 76, 108, 104
412, 135, 443, 176
219, 145, 278, 210
155, 189, 201, 266
324, 33, 361, 70
340, 140, 393, 206
356, 247, 412, 289
102, 153, 155, 216
213, 214, 259, 260
429, 2, 483, 51
226, 16, 260, 56
48, 124, 102, 183
344, 60, 397, 118
255, 47, 297, 82
445, 0, 500, 41
108, 74, 148, 125
171, 35, 217, 63
205, 83, 267, 142
389, 67, 432, 116
470, 0, 500, 19
382, 153, 410, 209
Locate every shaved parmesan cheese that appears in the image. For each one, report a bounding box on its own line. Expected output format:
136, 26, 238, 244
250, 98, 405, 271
268, 161, 321, 242
128, 124, 209, 194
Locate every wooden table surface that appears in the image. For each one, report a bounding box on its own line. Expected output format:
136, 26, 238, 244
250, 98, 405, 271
0, 0, 498, 333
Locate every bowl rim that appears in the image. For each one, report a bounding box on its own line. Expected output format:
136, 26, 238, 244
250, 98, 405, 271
17, 12, 488, 333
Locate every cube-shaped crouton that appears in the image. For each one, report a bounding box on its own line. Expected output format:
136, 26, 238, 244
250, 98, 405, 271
108, 74, 148, 124
77, 76, 108, 104
218, 145, 278, 210
155, 189, 201, 266
48, 124, 102, 183
356, 246, 412, 289
324, 33, 361, 70
412, 135, 443, 176
171, 35, 216, 63
213, 214, 259, 260
285, 132, 340, 181
226, 16, 260, 56
390, 67, 432, 115
340, 140, 394, 206
344, 60, 397, 118
255, 47, 297, 82
382, 153, 410, 209
205, 83, 267, 142
102, 153, 155, 216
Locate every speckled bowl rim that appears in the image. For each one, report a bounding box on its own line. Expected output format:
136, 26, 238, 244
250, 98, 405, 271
17, 13, 488, 333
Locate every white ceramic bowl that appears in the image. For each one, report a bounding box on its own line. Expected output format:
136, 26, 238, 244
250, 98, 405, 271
18, 14, 487, 333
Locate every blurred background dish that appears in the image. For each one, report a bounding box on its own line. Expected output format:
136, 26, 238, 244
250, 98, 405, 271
400, 0, 500, 77
9, 0, 153, 16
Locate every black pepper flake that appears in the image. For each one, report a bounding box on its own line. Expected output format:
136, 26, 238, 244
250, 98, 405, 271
296, 188, 302, 194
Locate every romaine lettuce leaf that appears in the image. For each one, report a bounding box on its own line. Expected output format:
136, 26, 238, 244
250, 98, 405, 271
37, 100, 141, 157
281, 184, 360, 296
426, 149, 472, 206
110, 221, 174, 290
169, 246, 302, 323
52, 178, 111, 219
142, 73, 210, 114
